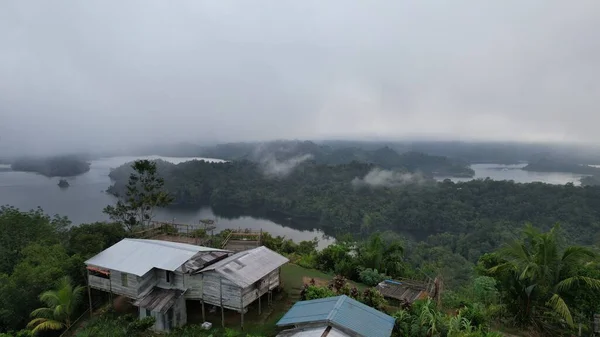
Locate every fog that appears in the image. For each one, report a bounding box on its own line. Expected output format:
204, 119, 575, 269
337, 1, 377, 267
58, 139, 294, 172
1, 1, 599, 156
352, 169, 425, 188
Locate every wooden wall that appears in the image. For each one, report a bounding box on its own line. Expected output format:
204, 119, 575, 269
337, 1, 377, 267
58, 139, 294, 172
183, 273, 203, 299
109, 270, 139, 298
202, 272, 243, 311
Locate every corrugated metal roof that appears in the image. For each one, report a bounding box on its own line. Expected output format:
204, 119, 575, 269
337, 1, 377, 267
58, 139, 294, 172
200, 246, 289, 288
276, 295, 395, 337
376, 279, 428, 303
133, 287, 183, 314
85, 239, 228, 276
276, 326, 351, 337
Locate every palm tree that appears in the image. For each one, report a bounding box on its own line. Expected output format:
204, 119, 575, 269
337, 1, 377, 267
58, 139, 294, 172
27, 276, 85, 333
489, 223, 600, 329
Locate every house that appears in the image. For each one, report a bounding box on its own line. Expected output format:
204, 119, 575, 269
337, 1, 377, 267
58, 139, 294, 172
199, 245, 289, 327
276, 295, 396, 337
85, 239, 230, 332
84, 238, 289, 331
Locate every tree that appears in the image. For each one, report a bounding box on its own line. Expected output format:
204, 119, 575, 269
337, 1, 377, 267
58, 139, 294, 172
103, 160, 173, 231
27, 277, 85, 333
487, 224, 600, 331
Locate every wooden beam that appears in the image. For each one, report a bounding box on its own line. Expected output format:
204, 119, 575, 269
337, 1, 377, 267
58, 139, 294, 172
87, 270, 93, 318
258, 291, 261, 315
201, 300, 205, 322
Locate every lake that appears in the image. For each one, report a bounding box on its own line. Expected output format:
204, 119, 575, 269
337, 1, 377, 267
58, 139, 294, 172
0, 158, 587, 248
0, 156, 334, 248
436, 163, 587, 185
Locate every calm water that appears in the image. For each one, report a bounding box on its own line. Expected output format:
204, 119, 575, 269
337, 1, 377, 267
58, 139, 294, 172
0, 156, 334, 248
436, 163, 587, 185
0, 159, 586, 248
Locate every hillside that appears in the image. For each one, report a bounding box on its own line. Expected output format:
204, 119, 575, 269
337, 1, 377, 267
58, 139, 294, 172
197, 141, 474, 178
522, 157, 600, 175
11, 156, 91, 177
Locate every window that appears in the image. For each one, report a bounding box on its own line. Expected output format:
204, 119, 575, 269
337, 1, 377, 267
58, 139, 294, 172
121, 273, 128, 287
166, 271, 171, 283
145, 308, 151, 317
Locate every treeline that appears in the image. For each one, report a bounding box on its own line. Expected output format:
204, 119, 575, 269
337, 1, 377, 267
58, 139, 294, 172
197, 140, 474, 177
108, 160, 600, 253
0, 206, 125, 333
11, 156, 90, 177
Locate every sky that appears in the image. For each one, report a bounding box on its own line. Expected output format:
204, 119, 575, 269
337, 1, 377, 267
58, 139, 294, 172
1, 1, 599, 155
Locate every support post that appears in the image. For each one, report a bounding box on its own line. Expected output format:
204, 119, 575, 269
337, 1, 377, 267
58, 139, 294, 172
240, 290, 244, 330
108, 275, 113, 307
87, 270, 93, 318
220, 277, 224, 328
258, 292, 262, 315
201, 300, 205, 322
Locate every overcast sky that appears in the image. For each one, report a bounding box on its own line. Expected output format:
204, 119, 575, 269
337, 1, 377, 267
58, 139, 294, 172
1, 1, 599, 155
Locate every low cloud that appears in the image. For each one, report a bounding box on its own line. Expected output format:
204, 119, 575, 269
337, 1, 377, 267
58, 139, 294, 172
261, 154, 313, 178
352, 168, 424, 187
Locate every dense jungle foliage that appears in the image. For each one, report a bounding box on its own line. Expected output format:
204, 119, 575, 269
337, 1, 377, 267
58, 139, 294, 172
108, 160, 600, 257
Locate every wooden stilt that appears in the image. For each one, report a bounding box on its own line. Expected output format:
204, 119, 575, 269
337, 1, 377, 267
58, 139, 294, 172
240, 294, 244, 330
258, 293, 262, 315
87, 270, 93, 318
201, 300, 205, 322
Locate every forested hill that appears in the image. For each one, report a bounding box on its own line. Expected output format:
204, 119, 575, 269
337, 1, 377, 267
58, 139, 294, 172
11, 156, 90, 177
198, 141, 474, 177
108, 160, 600, 251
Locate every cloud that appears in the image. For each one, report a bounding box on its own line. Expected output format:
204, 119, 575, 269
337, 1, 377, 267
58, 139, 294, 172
261, 154, 313, 178
352, 168, 424, 187
1, 1, 600, 156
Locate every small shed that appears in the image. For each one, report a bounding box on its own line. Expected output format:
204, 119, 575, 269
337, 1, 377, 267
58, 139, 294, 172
276, 295, 395, 337
199, 246, 289, 327
376, 279, 429, 306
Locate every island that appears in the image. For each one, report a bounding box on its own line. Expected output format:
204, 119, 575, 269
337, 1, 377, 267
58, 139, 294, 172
11, 156, 91, 177
57, 179, 70, 188
522, 157, 600, 175
199, 141, 475, 178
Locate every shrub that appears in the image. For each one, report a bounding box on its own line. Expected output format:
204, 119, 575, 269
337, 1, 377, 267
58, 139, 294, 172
359, 268, 388, 286
127, 316, 155, 334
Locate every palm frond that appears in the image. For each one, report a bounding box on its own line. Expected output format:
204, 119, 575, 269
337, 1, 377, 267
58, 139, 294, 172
27, 317, 65, 332
556, 276, 600, 292
30, 307, 54, 318
546, 294, 573, 327
562, 246, 596, 266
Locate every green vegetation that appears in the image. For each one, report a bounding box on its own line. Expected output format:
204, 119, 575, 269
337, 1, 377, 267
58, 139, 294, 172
0, 207, 125, 333
523, 157, 600, 175
27, 277, 85, 333
198, 141, 474, 177
481, 224, 600, 334
108, 159, 600, 256
104, 160, 174, 231
11, 156, 90, 177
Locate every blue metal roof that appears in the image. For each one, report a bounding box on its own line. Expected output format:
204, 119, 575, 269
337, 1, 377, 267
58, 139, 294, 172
276, 295, 395, 337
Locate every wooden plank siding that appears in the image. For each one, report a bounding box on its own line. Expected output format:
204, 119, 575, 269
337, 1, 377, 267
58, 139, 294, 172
183, 274, 203, 299
109, 270, 139, 298
201, 268, 282, 312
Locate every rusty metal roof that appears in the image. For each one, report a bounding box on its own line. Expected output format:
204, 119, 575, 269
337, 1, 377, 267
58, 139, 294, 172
376, 279, 428, 303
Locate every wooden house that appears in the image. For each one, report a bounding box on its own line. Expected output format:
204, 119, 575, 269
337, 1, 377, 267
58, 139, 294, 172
198, 246, 289, 327
85, 239, 230, 332
84, 239, 288, 331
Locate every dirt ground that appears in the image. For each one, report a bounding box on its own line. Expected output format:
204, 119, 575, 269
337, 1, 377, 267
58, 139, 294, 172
301, 276, 330, 287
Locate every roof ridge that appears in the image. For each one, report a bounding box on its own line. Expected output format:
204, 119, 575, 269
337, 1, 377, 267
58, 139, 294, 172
326, 295, 346, 323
